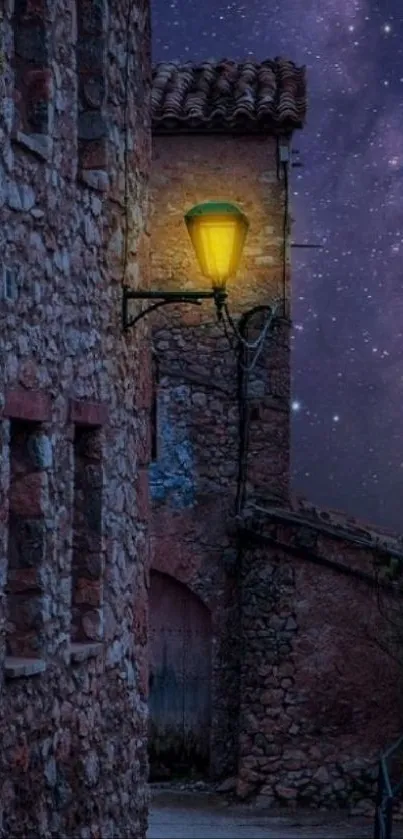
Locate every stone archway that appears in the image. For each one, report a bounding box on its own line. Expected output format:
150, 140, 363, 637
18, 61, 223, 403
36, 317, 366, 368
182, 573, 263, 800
148, 570, 212, 780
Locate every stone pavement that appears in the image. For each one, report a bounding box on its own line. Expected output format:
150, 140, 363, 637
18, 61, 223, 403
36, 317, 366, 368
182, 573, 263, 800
147, 788, 403, 839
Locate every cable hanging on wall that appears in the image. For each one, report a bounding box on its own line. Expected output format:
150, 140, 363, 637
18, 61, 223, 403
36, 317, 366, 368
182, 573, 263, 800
231, 155, 291, 516
122, 1, 137, 293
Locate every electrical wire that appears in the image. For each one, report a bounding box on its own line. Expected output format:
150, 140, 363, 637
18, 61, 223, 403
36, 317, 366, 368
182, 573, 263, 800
235, 311, 251, 516
223, 300, 278, 352
234, 156, 290, 517
235, 304, 280, 515
122, 1, 136, 291
223, 301, 281, 373
221, 157, 289, 365
244, 305, 280, 373
282, 160, 289, 314
221, 306, 239, 352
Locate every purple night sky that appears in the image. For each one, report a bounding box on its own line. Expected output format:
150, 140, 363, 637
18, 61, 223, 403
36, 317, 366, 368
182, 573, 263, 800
152, 0, 403, 532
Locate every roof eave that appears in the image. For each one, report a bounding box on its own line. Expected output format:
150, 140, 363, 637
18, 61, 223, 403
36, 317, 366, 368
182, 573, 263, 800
151, 121, 305, 137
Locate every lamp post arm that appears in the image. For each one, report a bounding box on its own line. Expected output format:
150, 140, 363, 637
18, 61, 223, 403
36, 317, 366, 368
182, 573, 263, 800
123, 289, 222, 301
123, 296, 203, 330
122, 286, 227, 330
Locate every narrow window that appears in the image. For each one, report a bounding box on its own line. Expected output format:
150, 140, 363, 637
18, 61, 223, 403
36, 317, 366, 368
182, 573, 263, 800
12, 0, 51, 137
71, 426, 103, 643
6, 421, 49, 659
151, 352, 160, 461
76, 0, 107, 175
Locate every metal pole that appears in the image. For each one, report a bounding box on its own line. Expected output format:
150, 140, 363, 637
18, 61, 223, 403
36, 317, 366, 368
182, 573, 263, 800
374, 765, 382, 839
386, 796, 393, 839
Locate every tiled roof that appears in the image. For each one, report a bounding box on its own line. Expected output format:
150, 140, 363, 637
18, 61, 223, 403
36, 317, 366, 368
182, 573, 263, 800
152, 58, 307, 134
245, 495, 403, 562
242, 500, 403, 589
290, 496, 403, 547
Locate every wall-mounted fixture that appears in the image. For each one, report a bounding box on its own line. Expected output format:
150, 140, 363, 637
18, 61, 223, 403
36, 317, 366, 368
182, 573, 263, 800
122, 201, 249, 330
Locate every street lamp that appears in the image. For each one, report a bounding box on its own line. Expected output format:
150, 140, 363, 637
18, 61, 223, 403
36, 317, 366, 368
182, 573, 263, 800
122, 200, 249, 330
184, 201, 249, 289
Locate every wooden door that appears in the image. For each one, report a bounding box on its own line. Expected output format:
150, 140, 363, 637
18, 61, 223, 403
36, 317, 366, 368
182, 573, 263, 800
148, 571, 212, 779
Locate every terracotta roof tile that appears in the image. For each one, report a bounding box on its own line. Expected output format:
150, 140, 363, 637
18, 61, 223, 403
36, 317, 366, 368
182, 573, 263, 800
291, 496, 403, 544
249, 495, 403, 556
152, 58, 307, 134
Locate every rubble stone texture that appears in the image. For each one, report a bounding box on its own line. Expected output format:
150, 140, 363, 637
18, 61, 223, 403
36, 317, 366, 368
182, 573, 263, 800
237, 503, 403, 812
0, 1, 151, 836
149, 132, 291, 778
149, 105, 403, 812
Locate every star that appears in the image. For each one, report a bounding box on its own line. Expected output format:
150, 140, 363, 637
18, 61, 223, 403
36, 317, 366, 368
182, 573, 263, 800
153, 0, 403, 532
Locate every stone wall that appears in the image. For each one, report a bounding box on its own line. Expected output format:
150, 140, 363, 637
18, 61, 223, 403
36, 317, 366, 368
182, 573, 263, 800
237, 502, 403, 813
149, 132, 291, 777
0, 1, 151, 836
147, 123, 403, 815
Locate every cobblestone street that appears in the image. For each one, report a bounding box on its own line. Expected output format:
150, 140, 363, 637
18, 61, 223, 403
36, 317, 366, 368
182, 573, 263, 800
147, 789, 398, 839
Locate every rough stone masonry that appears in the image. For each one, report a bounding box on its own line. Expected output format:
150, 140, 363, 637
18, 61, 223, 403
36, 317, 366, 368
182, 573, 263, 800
0, 1, 152, 837
147, 59, 403, 818
149, 69, 295, 781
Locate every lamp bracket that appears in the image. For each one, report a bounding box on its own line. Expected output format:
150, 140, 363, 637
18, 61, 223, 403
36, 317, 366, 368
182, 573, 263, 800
122, 287, 227, 330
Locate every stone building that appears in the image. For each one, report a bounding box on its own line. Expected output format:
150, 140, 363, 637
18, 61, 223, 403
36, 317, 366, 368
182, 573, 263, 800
148, 58, 403, 811
237, 499, 403, 813
0, 1, 151, 836
149, 56, 302, 780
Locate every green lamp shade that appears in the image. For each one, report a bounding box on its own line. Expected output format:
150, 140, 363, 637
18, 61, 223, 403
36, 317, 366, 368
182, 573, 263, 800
185, 201, 249, 288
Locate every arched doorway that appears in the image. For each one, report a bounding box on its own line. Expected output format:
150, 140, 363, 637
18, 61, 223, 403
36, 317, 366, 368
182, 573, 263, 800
148, 570, 212, 780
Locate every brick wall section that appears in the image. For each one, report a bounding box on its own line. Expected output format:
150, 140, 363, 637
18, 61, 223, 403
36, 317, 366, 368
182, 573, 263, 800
237, 503, 403, 814
0, 1, 151, 836
149, 133, 290, 776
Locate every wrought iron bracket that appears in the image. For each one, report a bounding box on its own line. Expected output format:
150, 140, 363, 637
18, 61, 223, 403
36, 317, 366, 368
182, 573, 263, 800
122, 287, 228, 330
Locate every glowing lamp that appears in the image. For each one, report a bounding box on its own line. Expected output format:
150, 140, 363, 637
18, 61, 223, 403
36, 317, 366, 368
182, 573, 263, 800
122, 200, 251, 329
185, 201, 249, 289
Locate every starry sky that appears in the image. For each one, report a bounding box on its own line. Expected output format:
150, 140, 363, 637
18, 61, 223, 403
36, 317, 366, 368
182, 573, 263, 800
152, 0, 403, 532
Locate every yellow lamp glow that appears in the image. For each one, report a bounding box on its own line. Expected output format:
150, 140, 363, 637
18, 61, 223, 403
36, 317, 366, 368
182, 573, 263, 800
185, 201, 249, 289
